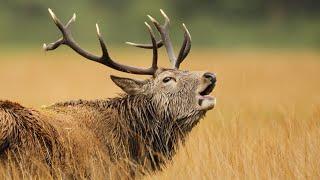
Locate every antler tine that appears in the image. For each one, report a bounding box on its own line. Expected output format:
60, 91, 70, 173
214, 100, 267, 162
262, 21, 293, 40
124, 9, 170, 50
66, 13, 76, 28
144, 22, 158, 70
175, 23, 192, 69
125, 40, 164, 49
95, 23, 110, 58
160, 9, 170, 27
44, 8, 158, 75
148, 10, 177, 67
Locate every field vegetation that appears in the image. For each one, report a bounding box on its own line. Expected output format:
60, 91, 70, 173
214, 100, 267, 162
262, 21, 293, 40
0, 49, 319, 179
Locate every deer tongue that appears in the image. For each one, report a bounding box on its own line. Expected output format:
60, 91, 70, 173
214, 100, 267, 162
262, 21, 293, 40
198, 95, 214, 100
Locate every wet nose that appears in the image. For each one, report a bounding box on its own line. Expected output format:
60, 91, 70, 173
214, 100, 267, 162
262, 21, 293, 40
203, 72, 217, 84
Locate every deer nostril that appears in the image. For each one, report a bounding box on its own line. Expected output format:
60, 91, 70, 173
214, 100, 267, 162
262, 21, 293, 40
203, 72, 217, 84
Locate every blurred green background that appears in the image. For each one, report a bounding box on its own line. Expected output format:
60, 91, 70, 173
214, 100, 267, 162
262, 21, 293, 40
0, 0, 319, 49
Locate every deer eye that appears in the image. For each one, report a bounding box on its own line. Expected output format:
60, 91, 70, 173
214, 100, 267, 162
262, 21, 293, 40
162, 77, 175, 83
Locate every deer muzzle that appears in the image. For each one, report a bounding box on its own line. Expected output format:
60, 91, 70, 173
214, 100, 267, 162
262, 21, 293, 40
197, 72, 217, 110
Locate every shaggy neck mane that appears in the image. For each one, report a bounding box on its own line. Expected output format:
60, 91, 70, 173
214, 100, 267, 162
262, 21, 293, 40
51, 94, 204, 169
110, 94, 191, 170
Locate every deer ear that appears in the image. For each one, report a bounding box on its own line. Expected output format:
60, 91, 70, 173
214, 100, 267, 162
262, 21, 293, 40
110, 75, 145, 95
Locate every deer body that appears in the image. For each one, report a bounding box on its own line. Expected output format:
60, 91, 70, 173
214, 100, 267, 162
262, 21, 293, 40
0, 9, 216, 178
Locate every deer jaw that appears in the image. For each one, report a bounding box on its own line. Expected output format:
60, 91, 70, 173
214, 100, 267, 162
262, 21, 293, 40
196, 72, 217, 110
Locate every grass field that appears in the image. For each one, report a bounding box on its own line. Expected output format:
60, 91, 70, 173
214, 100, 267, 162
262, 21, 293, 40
0, 48, 320, 179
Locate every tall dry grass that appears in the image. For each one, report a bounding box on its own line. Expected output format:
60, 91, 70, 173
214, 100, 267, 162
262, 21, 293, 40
0, 48, 319, 179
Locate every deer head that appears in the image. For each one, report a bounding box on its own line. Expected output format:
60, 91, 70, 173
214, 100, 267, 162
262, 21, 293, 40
43, 9, 216, 122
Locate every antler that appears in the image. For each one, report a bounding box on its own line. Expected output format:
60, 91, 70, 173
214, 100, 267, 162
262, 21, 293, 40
125, 40, 164, 49
43, 9, 158, 75
126, 9, 192, 69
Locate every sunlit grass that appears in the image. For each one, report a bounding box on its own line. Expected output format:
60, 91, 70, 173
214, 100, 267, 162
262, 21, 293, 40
0, 49, 319, 179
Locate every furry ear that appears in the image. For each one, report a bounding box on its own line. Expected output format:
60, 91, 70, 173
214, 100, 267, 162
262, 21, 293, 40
110, 75, 145, 95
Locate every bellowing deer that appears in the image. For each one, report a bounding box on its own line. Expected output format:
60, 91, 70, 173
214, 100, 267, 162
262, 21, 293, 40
0, 9, 216, 178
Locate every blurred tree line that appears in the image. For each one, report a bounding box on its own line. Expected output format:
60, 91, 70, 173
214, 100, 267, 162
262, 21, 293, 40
0, 0, 319, 48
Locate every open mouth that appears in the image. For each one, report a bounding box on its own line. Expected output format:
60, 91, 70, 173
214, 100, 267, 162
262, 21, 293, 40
197, 82, 216, 110
199, 83, 215, 97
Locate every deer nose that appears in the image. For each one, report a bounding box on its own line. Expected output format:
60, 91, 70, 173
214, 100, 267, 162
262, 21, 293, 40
203, 72, 217, 84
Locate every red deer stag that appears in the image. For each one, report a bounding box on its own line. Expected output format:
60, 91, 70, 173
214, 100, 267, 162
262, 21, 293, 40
0, 9, 216, 178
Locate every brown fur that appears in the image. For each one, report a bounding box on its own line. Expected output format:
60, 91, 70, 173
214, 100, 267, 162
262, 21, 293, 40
0, 100, 112, 178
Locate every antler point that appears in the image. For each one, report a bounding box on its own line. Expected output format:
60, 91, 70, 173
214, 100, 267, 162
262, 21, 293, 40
182, 23, 192, 41
160, 9, 170, 22
43, 43, 47, 50
144, 21, 151, 28
72, 13, 76, 21
48, 8, 58, 23
96, 23, 101, 36
147, 15, 157, 23
125, 42, 135, 46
